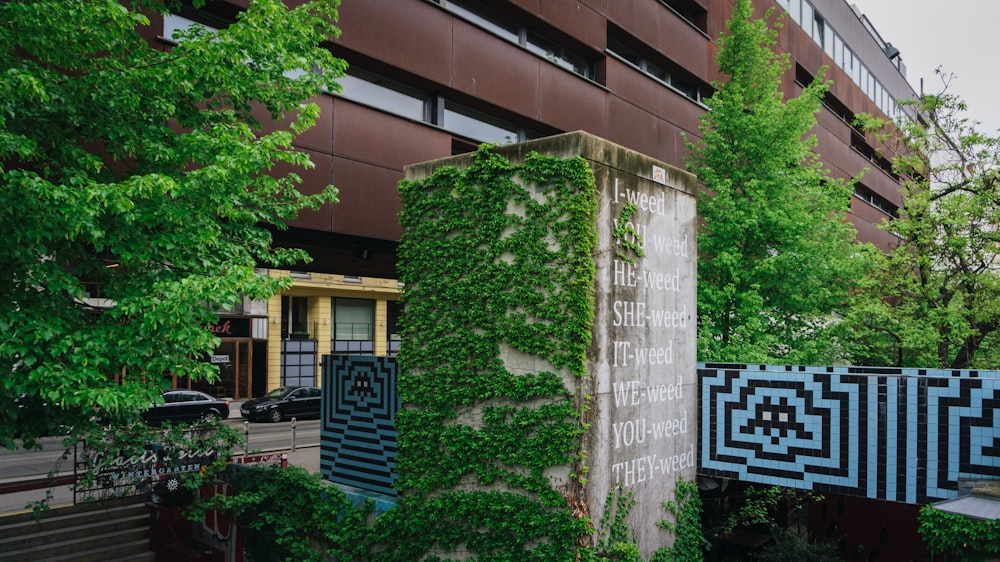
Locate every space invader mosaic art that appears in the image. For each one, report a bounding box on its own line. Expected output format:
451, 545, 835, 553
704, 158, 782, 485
320, 355, 400, 497
699, 363, 1000, 503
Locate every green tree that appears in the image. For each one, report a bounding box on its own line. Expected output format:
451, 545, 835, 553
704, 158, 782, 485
846, 75, 1000, 368
687, 0, 864, 364
0, 0, 343, 448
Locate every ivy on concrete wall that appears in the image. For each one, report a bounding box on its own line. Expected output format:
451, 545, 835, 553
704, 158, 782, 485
376, 144, 599, 560
652, 477, 706, 561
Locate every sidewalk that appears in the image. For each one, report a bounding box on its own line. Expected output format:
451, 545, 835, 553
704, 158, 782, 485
0, 444, 321, 516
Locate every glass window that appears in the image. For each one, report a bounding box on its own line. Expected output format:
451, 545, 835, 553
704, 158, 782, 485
281, 296, 309, 339
163, 14, 201, 40
337, 71, 428, 122
801, 2, 814, 38
607, 36, 642, 67
671, 80, 700, 102
281, 340, 316, 386
333, 298, 373, 340
659, 0, 708, 32
824, 27, 836, 58
526, 31, 594, 79
789, 0, 802, 26
644, 59, 670, 84
332, 298, 374, 356
444, 0, 519, 43
607, 33, 704, 104
444, 101, 518, 144
440, 0, 594, 81
832, 33, 843, 67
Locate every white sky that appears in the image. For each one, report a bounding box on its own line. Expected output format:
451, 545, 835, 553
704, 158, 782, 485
847, 0, 1000, 134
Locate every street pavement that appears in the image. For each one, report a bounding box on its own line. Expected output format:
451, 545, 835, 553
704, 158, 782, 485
0, 402, 322, 516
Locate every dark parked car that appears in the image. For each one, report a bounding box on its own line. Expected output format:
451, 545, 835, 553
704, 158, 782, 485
240, 386, 321, 422
141, 390, 230, 426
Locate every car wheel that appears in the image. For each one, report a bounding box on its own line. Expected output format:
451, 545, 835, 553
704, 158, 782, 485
200, 411, 221, 423
269, 408, 283, 423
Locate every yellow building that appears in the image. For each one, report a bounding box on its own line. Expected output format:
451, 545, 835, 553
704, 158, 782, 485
196, 270, 401, 400
263, 269, 402, 393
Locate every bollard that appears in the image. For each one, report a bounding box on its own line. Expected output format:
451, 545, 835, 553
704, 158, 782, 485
290, 417, 297, 452
244, 420, 249, 456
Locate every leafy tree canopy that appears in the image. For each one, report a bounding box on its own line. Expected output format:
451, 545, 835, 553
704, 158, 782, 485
687, 0, 865, 364
0, 0, 343, 448
846, 74, 1000, 369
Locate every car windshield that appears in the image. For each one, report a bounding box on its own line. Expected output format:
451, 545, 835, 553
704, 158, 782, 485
266, 387, 292, 399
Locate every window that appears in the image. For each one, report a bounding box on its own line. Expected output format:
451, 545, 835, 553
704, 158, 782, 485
789, 0, 802, 26
332, 298, 374, 355
444, 101, 519, 144
658, 0, 708, 34
524, 30, 594, 78
797, 64, 854, 125
337, 67, 544, 145
801, 1, 814, 37
832, 33, 844, 68
444, 0, 518, 42
854, 184, 898, 218
812, 13, 825, 46
281, 296, 309, 339
160, 0, 240, 43
435, 0, 596, 81
851, 131, 897, 180
281, 339, 316, 387
780, 1, 903, 125
162, 14, 211, 42
337, 70, 429, 122
607, 33, 710, 105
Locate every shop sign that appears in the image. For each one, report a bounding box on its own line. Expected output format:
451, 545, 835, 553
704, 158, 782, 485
74, 431, 219, 503
211, 355, 230, 364
208, 317, 251, 338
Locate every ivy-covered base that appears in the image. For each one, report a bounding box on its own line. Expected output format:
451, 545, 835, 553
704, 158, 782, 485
394, 144, 598, 559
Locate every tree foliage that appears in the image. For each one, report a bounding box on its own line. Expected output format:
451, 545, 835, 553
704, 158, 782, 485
687, 0, 863, 364
846, 73, 1000, 368
0, 0, 343, 448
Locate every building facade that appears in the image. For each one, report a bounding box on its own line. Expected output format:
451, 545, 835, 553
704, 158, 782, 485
153, 0, 915, 398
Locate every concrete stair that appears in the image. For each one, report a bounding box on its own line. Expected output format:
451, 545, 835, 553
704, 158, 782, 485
0, 496, 154, 562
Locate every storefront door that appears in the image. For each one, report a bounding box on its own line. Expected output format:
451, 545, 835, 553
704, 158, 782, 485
208, 340, 251, 399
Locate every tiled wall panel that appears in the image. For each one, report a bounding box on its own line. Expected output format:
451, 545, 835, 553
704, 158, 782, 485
320, 355, 400, 497
699, 363, 1000, 503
